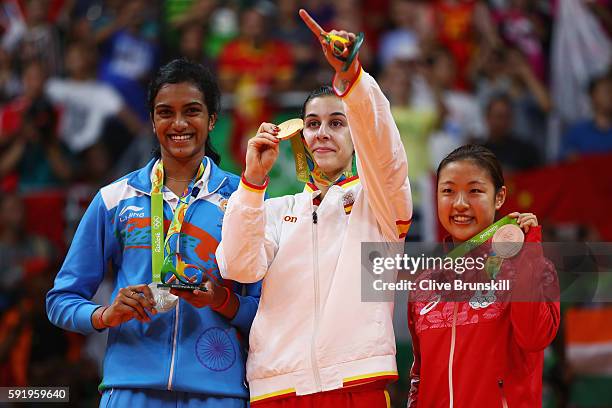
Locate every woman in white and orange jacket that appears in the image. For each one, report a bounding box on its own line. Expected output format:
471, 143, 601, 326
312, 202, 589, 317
215, 10, 412, 408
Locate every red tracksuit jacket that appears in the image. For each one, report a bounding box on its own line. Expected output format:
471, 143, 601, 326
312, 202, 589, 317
407, 226, 560, 407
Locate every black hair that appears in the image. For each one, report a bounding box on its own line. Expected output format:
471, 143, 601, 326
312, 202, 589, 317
25, 97, 57, 137
436, 144, 505, 192
148, 58, 221, 164
300, 85, 336, 119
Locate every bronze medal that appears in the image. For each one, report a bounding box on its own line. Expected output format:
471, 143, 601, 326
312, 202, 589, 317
492, 224, 524, 258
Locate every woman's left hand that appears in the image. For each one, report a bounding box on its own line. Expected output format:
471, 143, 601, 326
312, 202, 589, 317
509, 212, 538, 233
170, 276, 228, 309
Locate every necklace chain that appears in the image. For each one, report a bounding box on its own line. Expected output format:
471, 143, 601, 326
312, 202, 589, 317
165, 174, 193, 182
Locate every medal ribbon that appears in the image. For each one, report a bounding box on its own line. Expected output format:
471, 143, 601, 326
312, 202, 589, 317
290, 134, 357, 186
446, 215, 519, 260
150, 159, 206, 285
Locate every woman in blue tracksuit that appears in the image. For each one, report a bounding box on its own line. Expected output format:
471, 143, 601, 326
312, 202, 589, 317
46, 59, 260, 407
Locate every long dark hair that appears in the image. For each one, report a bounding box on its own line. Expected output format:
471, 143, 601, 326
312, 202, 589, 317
437, 144, 504, 192
148, 58, 221, 164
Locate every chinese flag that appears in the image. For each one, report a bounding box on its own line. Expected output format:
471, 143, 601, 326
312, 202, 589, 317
501, 153, 612, 240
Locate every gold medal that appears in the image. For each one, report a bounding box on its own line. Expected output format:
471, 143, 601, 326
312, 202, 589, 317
276, 118, 304, 140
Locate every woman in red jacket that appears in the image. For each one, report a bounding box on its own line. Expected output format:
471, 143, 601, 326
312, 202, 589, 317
407, 144, 560, 407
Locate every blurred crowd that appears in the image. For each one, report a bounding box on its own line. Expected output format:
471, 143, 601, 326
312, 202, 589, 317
0, 0, 611, 406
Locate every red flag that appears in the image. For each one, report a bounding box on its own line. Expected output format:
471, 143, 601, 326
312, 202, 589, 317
501, 153, 612, 240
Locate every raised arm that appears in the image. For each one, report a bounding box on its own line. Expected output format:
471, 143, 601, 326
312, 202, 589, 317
216, 123, 281, 283
300, 9, 413, 242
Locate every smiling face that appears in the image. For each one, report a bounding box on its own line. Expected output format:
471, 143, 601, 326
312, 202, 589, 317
437, 160, 506, 242
152, 82, 216, 164
302, 95, 354, 181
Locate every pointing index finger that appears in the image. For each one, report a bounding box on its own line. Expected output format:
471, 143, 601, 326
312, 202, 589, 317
299, 9, 326, 38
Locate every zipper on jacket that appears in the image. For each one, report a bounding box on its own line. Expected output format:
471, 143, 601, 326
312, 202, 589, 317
310, 209, 322, 391
448, 303, 458, 408
498, 379, 509, 408
167, 300, 180, 390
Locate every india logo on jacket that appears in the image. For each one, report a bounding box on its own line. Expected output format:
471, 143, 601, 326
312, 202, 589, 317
195, 327, 236, 371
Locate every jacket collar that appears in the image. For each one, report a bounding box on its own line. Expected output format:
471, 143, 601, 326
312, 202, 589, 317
303, 175, 360, 193
127, 157, 228, 196
304, 175, 360, 207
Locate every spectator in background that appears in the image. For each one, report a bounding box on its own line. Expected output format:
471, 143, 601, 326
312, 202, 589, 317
0, 193, 56, 314
482, 93, 541, 172
274, 0, 320, 91
561, 74, 612, 160
166, 0, 235, 64
493, 0, 549, 82
422, 0, 499, 90
45, 42, 145, 161
0, 272, 66, 388
302, 0, 335, 29
11, 0, 63, 76
551, 0, 612, 125
0, 216, 97, 402
471, 46, 551, 157
0, 48, 21, 104
380, 48, 441, 203
174, 23, 216, 71
169, 0, 218, 33
584, 0, 612, 36
358, 0, 392, 55
94, 0, 159, 122
378, 0, 421, 70
426, 47, 485, 168
380, 50, 441, 242
217, 5, 294, 164
330, 0, 375, 70
0, 60, 72, 192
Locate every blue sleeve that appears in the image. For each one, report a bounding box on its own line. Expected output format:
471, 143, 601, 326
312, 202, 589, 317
229, 280, 261, 336
46, 192, 113, 335
222, 175, 262, 335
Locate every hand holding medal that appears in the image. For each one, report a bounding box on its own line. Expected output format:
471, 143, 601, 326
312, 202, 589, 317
508, 212, 538, 233
446, 213, 537, 309
244, 122, 282, 186
491, 212, 536, 260
94, 284, 157, 328
275, 118, 304, 140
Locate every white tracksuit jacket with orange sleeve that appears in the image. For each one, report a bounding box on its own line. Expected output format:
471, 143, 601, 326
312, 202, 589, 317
216, 69, 413, 403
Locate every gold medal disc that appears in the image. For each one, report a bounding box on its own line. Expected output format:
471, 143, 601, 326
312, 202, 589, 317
276, 118, 304, 140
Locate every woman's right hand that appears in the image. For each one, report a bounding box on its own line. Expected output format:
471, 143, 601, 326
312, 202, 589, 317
93, 284, 157, 328
244, 122, 280, 185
